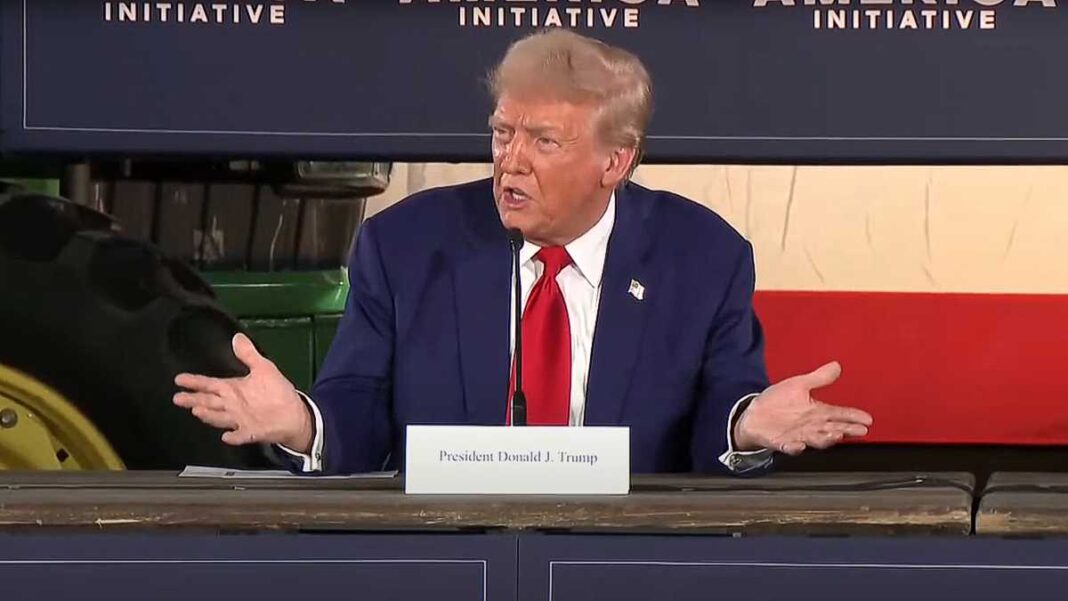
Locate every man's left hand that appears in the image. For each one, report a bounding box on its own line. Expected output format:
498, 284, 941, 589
733, 361, 873, 455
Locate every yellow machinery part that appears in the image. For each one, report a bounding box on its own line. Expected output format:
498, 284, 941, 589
0, 363, 124, 470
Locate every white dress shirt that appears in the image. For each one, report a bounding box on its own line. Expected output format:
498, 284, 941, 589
283, 193, 772, 473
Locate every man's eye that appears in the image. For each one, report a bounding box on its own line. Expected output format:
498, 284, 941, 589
537, 137, 560, 149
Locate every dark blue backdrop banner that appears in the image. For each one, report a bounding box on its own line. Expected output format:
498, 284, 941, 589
521, 535, 1068, 601
0, 533, 517, 601
1, 0, 1065, 162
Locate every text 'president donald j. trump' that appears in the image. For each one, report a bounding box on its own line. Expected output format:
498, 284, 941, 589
174, 29, 873, 475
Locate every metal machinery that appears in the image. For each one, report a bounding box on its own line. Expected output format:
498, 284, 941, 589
0, 161, 390, 470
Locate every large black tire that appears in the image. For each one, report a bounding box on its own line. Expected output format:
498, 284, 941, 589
0, 190, 271, 470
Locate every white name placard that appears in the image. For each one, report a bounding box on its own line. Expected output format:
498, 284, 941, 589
404, 425, 630, 495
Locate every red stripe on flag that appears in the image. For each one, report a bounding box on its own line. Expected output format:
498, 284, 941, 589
754, 291, 1068, 446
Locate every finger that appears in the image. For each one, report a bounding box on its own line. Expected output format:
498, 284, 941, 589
807, 422, 870, 448
232, 333, 267, 372
813, 421, 868, 439
779, 441, 807, 455
816, 404, 874, 426
173, 392, 228, 412
191, 406, 238, 430
801, 361, 842, 390
805, 429, 844, 450
828, 422, 870, 438
221, 428, 259, 446
174, 373, 227, 395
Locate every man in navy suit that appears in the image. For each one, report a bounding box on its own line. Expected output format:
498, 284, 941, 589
174, 29, 872, 474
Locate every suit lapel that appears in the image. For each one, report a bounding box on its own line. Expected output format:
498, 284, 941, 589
454, 187, 511, 425
585, 184, 655, 426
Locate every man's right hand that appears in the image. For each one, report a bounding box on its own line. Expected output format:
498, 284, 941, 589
173, 333, 314, 453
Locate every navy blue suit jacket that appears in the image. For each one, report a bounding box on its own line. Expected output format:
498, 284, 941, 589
309, 178, 769, 474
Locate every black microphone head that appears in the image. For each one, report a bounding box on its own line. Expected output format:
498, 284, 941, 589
507, 228, 525, 251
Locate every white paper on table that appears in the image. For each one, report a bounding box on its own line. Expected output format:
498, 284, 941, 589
179, 465, 397, 480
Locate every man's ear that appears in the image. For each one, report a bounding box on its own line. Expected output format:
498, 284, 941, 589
601, 146, 638, 188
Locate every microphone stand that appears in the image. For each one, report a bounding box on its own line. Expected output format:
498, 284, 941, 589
508, 229, 527, 427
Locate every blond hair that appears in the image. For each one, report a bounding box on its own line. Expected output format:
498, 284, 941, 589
488, 29, 653, 170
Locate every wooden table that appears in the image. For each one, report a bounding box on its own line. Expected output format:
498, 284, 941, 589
0, 470, 974, 535
977, 472, 1068, 536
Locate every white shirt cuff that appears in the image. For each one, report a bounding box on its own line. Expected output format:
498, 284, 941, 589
718, 392, 774, 473
276, 391, 325, 472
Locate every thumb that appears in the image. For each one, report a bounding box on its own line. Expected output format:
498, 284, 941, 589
232, 333, 265, 372
802, 361, 842, 390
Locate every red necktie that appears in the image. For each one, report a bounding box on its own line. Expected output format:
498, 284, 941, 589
509, 247, 573, 426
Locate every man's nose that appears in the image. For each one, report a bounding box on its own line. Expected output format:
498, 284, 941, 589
498, 138, 532, 175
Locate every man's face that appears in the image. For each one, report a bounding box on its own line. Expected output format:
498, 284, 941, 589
490, 93, 615, 246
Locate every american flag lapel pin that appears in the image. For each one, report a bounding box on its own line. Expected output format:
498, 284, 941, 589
628, 279, 645, 301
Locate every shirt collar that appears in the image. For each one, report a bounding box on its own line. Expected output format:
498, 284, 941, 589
519, 192, 616, 288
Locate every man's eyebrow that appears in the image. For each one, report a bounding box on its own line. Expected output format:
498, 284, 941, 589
488, 116, 564, 137
523, 123, 562, 136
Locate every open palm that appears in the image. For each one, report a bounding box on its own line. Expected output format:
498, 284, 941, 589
173, 333, 313, 452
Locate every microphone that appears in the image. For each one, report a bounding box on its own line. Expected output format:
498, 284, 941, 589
507, 228, 527, 427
